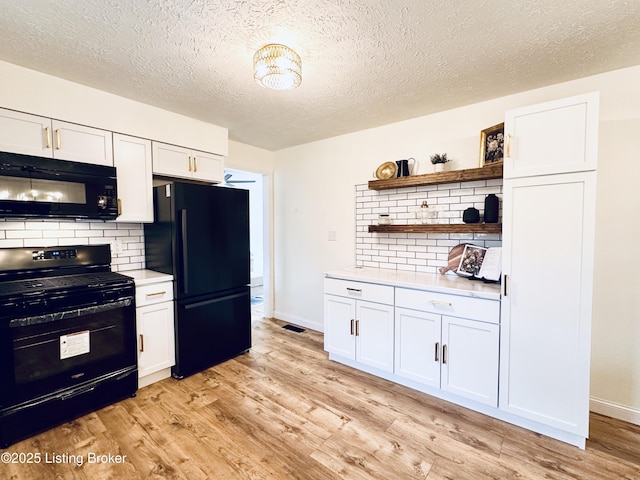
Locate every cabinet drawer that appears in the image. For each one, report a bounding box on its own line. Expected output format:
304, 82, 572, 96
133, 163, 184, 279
395, 287, 499, 324
324, 277, 394, 305
136, 281, 174, 307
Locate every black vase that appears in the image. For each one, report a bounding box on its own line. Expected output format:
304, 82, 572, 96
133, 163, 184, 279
463, 207, 480, 224
484, 194, 499, 223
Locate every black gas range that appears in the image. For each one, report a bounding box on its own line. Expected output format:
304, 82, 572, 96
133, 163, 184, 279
0, 244, 138, 448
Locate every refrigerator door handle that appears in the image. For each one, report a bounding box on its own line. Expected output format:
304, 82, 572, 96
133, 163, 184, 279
179, 208, 189, 294
184, 291, 248, 310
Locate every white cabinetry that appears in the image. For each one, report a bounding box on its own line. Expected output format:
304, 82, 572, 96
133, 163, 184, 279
51, 120, 113, 166
500, 93, 598, 447
125, 272, 175, 389
113, 134, 153, 222
395, 288, 500, 407
152, 141, 224, 183
324, 278, 394, 373
504, 92, 598, 179
0, 108, 113, 166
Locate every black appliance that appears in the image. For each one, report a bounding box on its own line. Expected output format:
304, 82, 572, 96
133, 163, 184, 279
144, 182, 251, 379
0, 151, 118, 219
0, 245, 137, 448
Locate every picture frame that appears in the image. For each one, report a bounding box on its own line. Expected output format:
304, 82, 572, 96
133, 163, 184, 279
456, 244, 487, 277
479, 122, 505, 167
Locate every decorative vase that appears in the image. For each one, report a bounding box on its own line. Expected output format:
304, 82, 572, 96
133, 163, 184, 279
484, 194, 499, 223
434, 163, 444, 173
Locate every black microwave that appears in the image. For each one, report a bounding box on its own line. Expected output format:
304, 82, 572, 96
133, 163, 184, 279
0, 152, 118, 220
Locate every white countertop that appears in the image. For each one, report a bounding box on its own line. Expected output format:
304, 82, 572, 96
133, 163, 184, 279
121, 269, 173, 286
325, 267, 501, 300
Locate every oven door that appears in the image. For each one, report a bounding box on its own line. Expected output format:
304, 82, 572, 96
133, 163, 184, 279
0, 297, 136, 407
0, 151, 118, 219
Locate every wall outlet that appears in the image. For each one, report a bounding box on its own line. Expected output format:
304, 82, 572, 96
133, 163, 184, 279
111, 240, 124, 255
328, 230, 337, 241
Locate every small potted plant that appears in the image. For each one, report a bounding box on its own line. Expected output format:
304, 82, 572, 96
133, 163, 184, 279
430, 153, 450, 172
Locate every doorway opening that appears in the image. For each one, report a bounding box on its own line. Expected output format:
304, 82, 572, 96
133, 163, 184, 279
223, 168, 267, 322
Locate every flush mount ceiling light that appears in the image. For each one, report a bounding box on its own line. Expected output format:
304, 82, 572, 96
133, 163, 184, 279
253, 44, 302, 90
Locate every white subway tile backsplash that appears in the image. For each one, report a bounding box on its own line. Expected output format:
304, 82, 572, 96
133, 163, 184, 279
0, 220, 147, 272
355, 178, 502, 271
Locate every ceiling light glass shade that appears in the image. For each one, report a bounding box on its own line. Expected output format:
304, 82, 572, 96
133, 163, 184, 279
253, 44, 302, 90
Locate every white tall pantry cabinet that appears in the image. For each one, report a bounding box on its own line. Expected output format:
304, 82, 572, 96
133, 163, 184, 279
500, 92, 599, 448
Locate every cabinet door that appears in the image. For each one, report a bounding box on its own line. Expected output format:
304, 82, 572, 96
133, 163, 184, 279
394, 307, 441, 388
324, 294, 356, 360
356, 300, 394, 373
191, 149, 224, 183
113, 134, 153, 222
152, 142, 192, 179
0, 108, 53, 157
441, 316, 499, 407
51, 120, 113, 166
500, 172, 595, 435
137, 302, 176, 378
504, 92, 598, 179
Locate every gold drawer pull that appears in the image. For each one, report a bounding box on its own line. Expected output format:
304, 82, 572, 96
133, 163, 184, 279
45, 127, 51, 148
139, 334, 144, 352
146, 291, 167, 297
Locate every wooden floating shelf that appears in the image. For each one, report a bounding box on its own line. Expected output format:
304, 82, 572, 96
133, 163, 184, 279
368, 163, 503, 191
368, 223, 502, 234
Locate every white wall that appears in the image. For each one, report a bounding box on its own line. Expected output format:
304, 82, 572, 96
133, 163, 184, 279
272, 65, 640, 423
0, 61, 227, 155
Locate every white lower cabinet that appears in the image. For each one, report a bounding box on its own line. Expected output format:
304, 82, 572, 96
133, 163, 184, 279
394, 288, 500, 407
132, 279, 175, 388
324, 278, 394, 373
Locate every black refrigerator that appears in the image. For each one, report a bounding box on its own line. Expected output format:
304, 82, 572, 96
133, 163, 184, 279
144, 182, 251, 379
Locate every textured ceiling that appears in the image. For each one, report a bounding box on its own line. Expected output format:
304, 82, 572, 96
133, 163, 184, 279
1, 1, 640, 151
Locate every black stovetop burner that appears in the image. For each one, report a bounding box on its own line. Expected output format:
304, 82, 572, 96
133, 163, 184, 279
0, 244, 132, 301
0, 271, 132, 299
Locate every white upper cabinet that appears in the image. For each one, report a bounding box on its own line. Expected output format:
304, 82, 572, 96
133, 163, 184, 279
0, 108, 113, 166
504, 92, 599, 179
152, 141, 224, 183
51, 120, 113, 166
113, 134, 154, 223
0, 109, 52, 157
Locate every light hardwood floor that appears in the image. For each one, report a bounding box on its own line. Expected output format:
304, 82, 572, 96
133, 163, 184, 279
2, 317, 639, 479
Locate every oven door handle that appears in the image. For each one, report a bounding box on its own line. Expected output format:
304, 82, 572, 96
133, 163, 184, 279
8, 297, 133, 328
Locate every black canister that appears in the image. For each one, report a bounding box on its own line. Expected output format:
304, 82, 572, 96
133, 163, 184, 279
484, 194, 499, 223
463, 207, 480, 223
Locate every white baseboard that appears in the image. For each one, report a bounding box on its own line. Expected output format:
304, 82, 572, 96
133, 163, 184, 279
590, 396, 640, 425
272, 310, 323, 332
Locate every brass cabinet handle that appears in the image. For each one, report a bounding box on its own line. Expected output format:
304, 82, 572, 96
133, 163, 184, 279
117, 198, 122, 216
193, 156, 198, 172
435, 342, 439, 362
350, 318, 354, 335
355, 319, 360, 336
442, 344, 447, 364
188, 156, 193, 172
45, 127, 51, 148
146, 291, 167, 297
55, 129, 61, 149
139, 334, 144, 353
506, 133, 511, 157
